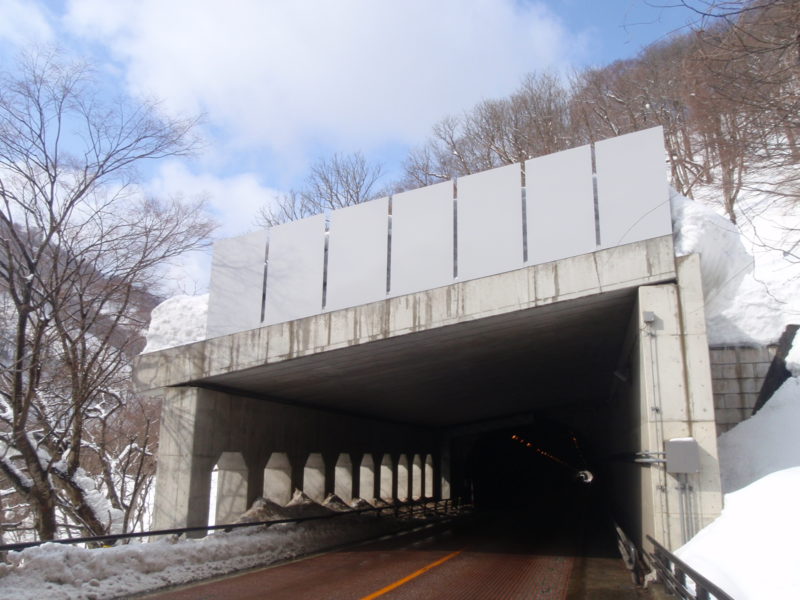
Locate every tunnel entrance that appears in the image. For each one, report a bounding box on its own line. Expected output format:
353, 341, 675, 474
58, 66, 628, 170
457, 416, 631, 566
462, 419, 594, 513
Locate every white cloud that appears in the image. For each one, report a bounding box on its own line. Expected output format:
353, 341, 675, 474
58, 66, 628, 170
144, 161, 281, 293
64, 0, 581, 156
0, 0, 53, 46
146, 160, 280, 239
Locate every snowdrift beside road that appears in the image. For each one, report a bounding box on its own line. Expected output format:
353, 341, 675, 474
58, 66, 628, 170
676, 467, 800, 600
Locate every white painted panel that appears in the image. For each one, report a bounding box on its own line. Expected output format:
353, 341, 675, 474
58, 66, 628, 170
456, 163, 523, 281
526, 145, 596, 265
263, 214, 325, 325
390, 180, 454, 297
595, 126, 671, 248
325, 197, 389, 312
206, 229, 268, 338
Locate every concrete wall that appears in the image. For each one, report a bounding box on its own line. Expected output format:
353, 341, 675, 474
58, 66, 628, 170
153, 386, 440, 530
639, 255, 721, 550
606, 255, 722, 552
710, 346, 773, 435
206, 128, 672, 337
135, 236, 677, 392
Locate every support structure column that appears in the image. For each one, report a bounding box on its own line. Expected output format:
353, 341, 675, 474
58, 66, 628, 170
152, 386, 217, 530
637, 254, 722, 551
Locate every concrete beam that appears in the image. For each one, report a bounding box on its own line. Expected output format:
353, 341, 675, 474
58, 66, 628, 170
135, 236, 675, 393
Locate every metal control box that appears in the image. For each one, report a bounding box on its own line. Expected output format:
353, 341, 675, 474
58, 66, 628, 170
665, 438, 700, 473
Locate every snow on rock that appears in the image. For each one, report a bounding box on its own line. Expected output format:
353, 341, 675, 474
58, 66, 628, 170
142, 294, 208, 353
717, 375, 800, 494
676, 467, 800, 600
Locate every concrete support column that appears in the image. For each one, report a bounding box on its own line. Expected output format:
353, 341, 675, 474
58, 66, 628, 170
264, 452, 292, 505
153, 387, 217, 530
637, 255, 722, 551
424, 454, 434, 498
334, 453, 354, 503
358, 453, 376, 501
215, 452, 249, 524
439, 444, 451, 500
303, 453, 326, 502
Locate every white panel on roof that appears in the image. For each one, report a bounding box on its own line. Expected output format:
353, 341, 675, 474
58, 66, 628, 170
594, 126, 671, 248
390, 180, 454, 297
525, 144, 596, 265
456, 163, 524, 282
206, 229, 268, 338
263, 214, 325, 325
325, 197, 389, 312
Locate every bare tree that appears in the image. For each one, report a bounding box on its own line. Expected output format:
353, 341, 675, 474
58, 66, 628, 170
258, 152, 385, 226
676, 0, 800, 220
0, 50, 214, 541
399, 73, 575, 191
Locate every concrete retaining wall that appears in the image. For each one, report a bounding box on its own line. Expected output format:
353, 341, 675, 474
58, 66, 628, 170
710, 346, 774, 435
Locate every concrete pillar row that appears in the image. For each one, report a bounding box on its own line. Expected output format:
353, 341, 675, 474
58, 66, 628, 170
151, 385, 443, 529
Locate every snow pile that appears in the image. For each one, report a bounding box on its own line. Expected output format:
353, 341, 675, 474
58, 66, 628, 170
142, 294, 208, 353
671, 189, 800, 345
716, 376, 800, 494
676, 468, 800, 600
0, 511, 414, 599
677, 331, 800, 598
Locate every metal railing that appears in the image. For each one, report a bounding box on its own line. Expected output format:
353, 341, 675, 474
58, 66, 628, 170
0, 498, 462, 555
646, 535, 734, 600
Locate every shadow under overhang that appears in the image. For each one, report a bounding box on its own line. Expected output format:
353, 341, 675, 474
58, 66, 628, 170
186, 286, 641, 428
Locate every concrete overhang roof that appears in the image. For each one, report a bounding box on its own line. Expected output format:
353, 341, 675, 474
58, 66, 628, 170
134, 236, 676, 427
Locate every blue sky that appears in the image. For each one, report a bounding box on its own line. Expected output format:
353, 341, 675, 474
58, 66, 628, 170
0, 0, 698, 292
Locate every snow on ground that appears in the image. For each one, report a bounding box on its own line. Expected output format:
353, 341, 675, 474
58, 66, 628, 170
0, 503, 429, 600
141, 294, 208, 353
675, 334, 800, 598
676, 468, 800, 600
717, 376, 800, 494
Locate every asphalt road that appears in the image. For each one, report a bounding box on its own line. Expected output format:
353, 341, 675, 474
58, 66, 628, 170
143, 505, 658, 600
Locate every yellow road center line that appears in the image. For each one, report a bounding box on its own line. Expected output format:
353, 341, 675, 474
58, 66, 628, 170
359, 549, 464, 600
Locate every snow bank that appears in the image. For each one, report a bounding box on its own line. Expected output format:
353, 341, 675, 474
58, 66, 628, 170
671, 189, 800, 345
0, 512, 413, 599
677, 331, 800, 599
142, 294, 208, 353
676, 468, 800, 600
717, 376, 800, 493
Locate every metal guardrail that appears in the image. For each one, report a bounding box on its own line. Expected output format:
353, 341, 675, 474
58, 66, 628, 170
647, 535, 734, 600
0, 498, 461, 555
